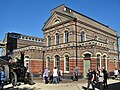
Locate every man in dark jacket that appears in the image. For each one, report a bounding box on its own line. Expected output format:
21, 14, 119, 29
87, 68, 95, 90
102, 67, 108, 89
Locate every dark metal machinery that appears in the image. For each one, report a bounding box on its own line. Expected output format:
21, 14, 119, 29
2, 51, 34, 86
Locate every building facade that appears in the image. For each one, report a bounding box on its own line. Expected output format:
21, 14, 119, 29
42, 4, 119, 78
2, 5, 119, 78
2, 33, 44, 73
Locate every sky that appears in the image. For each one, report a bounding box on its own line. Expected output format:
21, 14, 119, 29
0, 0, 120, 50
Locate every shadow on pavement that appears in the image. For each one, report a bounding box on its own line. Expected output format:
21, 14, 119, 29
4, 87, 36, 90
82, 82, 120, 90
104, 82, 120, 90
82, 86, 94, 90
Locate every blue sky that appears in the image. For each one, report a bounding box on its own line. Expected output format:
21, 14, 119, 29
0, 0, 120, 42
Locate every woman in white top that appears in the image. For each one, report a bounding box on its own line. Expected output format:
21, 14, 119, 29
43, 68, 49, 84
114, 68, 119, 80
52, 67, 58, 84
98, 69, 104, 90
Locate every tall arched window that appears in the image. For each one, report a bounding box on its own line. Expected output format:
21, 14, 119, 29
103, 55, 107, 69
81, 31, 85, 42
47, 36, 51, 46
97, 54, 101, 68
113, 42, 115, 50
55, 55, 60, 68
55, 33, 59, 45
64, 31, 69, 43
46, 57, 50, 70
65, 55, 69, 71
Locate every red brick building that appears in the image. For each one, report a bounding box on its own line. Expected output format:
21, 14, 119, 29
3, 4, 120, 78
41, 4, 119, 78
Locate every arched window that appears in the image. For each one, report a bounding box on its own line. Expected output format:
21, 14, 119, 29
65, 55, 69, 71
84, 53, 91, 59
54, 19, 60, 24
113, 42, 115, 50
103, 55, 107, 69
81, 31, 85, 42
55, 33, 59, 45
94, 35, 98, 41
55, 55, 60, 68
105, 39, 108, 44
97, 54, 101, 68
47, 36, 51, 46
64, 31, 69, 43
46, 57, 50, 70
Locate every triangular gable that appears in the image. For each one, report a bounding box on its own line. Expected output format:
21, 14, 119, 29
42, 11, 74, 30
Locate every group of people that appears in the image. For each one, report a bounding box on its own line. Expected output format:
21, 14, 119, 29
43, 66, 120, 90
43, 67, 62, 84
0, 66, 5, 90
86, 67, 108, 90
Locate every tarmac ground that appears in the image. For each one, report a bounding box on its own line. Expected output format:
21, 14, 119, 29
3, 78, 120, 90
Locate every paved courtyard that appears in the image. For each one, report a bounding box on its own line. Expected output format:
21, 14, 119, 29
3, 78, 120, 90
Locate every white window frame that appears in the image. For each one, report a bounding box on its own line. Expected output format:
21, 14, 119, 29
81, 31, 86, 42
96, 52, 102, 68
55, 33, 59, 45
54, 55, 60, 68
103, 54, 108, 70
94, 35, 98, 41
47, 36, 51, 46
63, 31, 68, 43
64, 55, 69, 73
46, 57, 50, 70
97, 54, 101, 68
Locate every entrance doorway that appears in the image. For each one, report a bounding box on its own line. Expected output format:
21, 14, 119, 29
84, 60, 90, 78
83, 53, 91, 78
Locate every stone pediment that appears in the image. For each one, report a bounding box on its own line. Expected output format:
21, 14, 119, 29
42, 11, 74, 30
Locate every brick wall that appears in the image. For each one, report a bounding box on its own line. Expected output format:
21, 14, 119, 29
28, 57, 120, 77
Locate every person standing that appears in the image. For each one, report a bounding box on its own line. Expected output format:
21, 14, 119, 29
0, 66, 5, 90
57, 68, 63, 83
53, 67, 58, 84
103, 67, 108, 89
59, 69, 63, 81
114, 68, 119, 80
98, 69, 104, 90
87, 68, 95, 90
43, 68, 49, 84
73, 67, 78, 81
93, 69, 97, 84
48, 72, 53, 84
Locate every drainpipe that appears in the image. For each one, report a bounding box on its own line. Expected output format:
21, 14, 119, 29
42, 51, 45, 76
117, 36, 120, 68
74, 18, 77, 67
